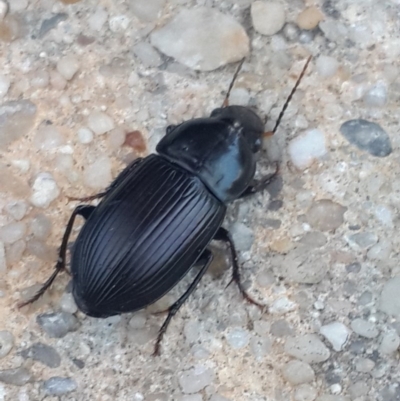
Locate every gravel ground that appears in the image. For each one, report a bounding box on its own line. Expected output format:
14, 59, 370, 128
1, 0, 400, 400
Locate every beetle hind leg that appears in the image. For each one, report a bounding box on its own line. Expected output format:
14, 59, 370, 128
18, 205, 95, 308
153, 250, 213, 356
214, 227, 265, 310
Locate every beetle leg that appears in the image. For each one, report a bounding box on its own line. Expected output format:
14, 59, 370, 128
214, 227, 265, 310
68, 158, 143, 202
153, 250, 213, 356
239, 162, 280, 198
18, 205, 95, 308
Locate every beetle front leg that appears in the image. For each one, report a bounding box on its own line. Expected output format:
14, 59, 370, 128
239, 162, 280, 198
153, 249, 213, 356
214, 227, 265, 309
18, 205, 95, 308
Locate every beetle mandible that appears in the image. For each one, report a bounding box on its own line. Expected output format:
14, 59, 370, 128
20, 57, 311, 354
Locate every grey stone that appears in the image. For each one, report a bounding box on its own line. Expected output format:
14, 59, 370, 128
0, 330, 14, 358
21, 342, 61, 368
284, 334, 330, 363
340, 119, 392, 157
379, 276, 400, 317
42, 376, 77, 396
0, 367, 32, 386
36, 312, 80, 338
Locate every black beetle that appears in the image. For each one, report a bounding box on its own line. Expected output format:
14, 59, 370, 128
20, 57, 311, 354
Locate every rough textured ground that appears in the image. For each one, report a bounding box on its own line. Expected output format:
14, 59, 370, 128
0, 0, 400, 400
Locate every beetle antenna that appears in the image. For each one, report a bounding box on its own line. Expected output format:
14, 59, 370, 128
222, 58, 245, 108
270, 55, 312, 134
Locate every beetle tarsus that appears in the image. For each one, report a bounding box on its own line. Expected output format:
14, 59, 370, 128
153, 250, 213, 355
239, 162, 280, 198
214, 227, 265, 310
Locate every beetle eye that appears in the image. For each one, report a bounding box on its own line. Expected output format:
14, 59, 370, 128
166, 125, 176, 134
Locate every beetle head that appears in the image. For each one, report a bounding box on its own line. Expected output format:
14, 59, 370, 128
210, 106, 264, 153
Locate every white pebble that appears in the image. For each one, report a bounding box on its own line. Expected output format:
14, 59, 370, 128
133, 42, 163, 67
228, 88, 250, 106
30, 172, 60, 209
88, 111, 115, 135
83, 156, 112, 189
5, 200, 28, 221
316, 56, 339, 78
363, 81, 387, 107
59, 292, 78, 314
77, 127, 94, 144
379, 276, 400, 317
57, 55, 80, 81
0, 242, 6, 273
282, 360, 315, 385
226, 327, 250, 349
270, 297, 297, 314
319, 322, 350, 351
355, 357, 375, 373
109, 15, 130, 32
9, 0, 27, 12
0, 222, 26, 244
107, 127, 126, 150
294, 384, 317, 401
251, 1, 285, 36
34, 125, 65, 150
179, 395, 203, 401
31, 214, 52, 240
284, 334, 330, 363
0, 330, 14, 358
88, 7, 108, 31
0, 1, 8, 21
50, 70, 67, 90
129, 312, 147, 330
179, 366, 214, 394
130, 0, 165, 22
250, 335, 272, 360
379, 332, 400, 354
350, 318, 379, 339
0, 75, 10, 97
288, 129, 327, 169
373, 204, 393, 227
30, 70, 49, 88
367, 239, 392, 261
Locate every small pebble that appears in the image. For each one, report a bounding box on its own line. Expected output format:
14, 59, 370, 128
31, 214, 52, 239
315, 56, 339, 78
0, 100, 37, 148
133, 42, 162, 67
367, 239, 392, 261
305, 200, 346, 232
21, 342, 61, 368
251, 1, 285, 36
38, 13, 68, 38
130, 0, 165, 22
107, 127, 126, 151
30, 172, 60, 209
296, 7, 324, 30
230, 222, 254, 252
36, 312, 80, 338
282, 23, 300, 42
83, 156, 112, 189
0, 1, 8, 21
77, 127, 94, 144
284, 334, 330, 363
0, 74, 10, 97
271, 320, 293, 337
288, 129, 327, 169
87, 111, 115, 135
320, 322, 350, 351
0, 367, 32, 386
109, 15, 130, 32
282, 360, 315, 385
348, 381, 369, 399
250, 335, 272, 360
59, 292, 78, 314
355, 357, 375, 373
228, 88, 250, 106
6, 240, 25, 265
350, 318, 379, 339
5, 200, 28, 220
294, 383, 318, 401
379, 276, 400, 317
151, 7, 249, 71
124, 131, 146, 153
9, 0, 27, 11
34, 125, 65, 150
179, 395, 203, 401
179, 366, 214, 394
379, 332, 400, 354
42, 377, 77, 396
226, 327, 250, 349
88, 6, 108, 31
270, 297, 296, 314
345, 232, 378, 250
129, 312, 147, 330
56, 55, 80, 81
363, 81, 387, 107
340, 119, 392, 157
50, 70, 67, 90
0, 222, 26, 244
209, 395, 231, 401
0, 331, 14, 358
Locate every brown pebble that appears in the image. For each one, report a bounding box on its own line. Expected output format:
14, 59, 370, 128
0, 16, 21, 42
60, 0, 81, 4
296, 6, 324, 30
124, 130, 147, 153
76, 34, 95, 46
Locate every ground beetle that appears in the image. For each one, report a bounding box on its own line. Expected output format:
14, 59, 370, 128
20, 57, 311, 354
